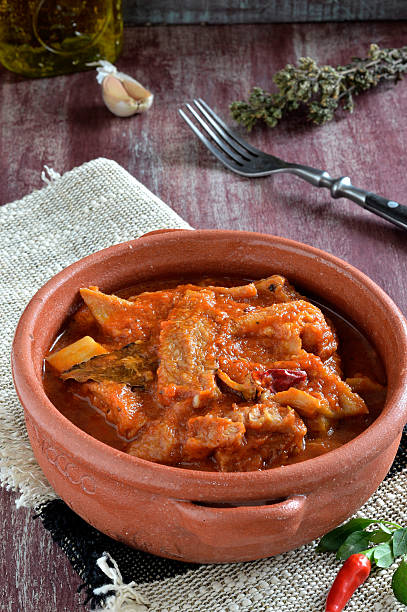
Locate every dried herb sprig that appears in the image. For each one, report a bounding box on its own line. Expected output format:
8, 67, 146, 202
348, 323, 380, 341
230, 44, 407, 130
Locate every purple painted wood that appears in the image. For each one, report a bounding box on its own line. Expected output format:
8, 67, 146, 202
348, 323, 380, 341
0, 487, 82, 611
1, 21, 406, 610
122, 0, 407, 24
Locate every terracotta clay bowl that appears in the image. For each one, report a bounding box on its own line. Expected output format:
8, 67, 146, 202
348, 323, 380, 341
11, 230, 407, 563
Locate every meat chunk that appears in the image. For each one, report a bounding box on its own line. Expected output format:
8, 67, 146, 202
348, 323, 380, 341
126, 400, 192, 464
272, 388, 330, 418
323, 352, 342, 377
235, 401, 305, 434
183, 282, 257, 299
126, 421, 180, 463
210, 283, 257, 299
233, 300, 337, 360
269, 351, 368, 419
80, 286, 176, 343
157, 290, 220, 405
78, 381, 148, 439
215, 402, 306, 472
346, 375, 386, 406
216, 368, 258, 401
184, 415, 245, 460
254, 275, 302, 302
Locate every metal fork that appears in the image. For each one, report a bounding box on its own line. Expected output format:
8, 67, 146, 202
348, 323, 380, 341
179, 99, 407, 232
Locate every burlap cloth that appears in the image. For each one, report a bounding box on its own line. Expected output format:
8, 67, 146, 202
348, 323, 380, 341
1, 158, 405, 611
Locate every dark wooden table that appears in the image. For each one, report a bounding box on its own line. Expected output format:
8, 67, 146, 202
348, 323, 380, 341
1, 22, 406, 611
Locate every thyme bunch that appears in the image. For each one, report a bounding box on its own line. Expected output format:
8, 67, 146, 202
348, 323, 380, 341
230, 44, 407, 130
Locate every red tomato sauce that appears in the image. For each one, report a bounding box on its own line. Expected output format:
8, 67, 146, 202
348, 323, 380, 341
43, 276, 386, 472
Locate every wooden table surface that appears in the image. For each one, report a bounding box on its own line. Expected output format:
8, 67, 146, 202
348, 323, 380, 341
1, 22, 407, 611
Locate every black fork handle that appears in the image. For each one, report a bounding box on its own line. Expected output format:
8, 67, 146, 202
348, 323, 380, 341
362, 193, 407, 230
287, 166, 407, 232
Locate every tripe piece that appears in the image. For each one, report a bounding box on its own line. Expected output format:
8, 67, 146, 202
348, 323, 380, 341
273, 388, 329, 418
254, 275, 302, 302
233, 299, 338, 360
184, 414, 246, 460
216, 368, 258, 401
200, 282, 257, 299
215, 403, 307, 472
126, 400, 192, 463
236, 401, 305, 433
80, 286, 176, 342
270, 351, 369, 418
78, 381, 148, 439
157, 290, 220, 406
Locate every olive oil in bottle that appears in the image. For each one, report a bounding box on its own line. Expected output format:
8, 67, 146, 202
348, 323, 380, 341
0, 0, 123, 77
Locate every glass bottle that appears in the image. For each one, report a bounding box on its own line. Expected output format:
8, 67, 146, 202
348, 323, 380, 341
0, 0, 123, 77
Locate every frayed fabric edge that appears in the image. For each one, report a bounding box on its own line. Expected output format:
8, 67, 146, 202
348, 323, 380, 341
41, 165, 62, 185
0, 402, 58, 508
94, 553, 150, 611
0, 162, 64, 508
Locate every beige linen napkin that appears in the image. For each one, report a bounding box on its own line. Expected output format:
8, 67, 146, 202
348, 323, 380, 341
0, 158, 405, 611
0, 158, 191, 508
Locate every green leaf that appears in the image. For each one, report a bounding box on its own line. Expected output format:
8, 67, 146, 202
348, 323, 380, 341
360, 548, 375, 562
392, 559, 407, 604
369, 529, 392, 544
393, 529, 407, 557
317, 519, 376, 553
337, 531, 372, 560
373, 543, 394, 568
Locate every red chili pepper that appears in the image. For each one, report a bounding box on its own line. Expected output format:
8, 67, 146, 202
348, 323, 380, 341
254, 368, 307, 392
326, 553, 371, 612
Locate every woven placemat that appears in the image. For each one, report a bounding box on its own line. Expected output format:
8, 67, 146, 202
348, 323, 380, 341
1, 158, 406, 611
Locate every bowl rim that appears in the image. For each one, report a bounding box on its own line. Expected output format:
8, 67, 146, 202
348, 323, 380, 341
11, 229, 407, 502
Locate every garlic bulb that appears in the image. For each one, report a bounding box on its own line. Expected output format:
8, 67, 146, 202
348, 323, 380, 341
95, 61, 153, 117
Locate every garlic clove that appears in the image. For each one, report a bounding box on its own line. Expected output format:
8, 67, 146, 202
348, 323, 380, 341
95, 61, 153, 117
101, 75, 146, 117
121, 79, 153, 111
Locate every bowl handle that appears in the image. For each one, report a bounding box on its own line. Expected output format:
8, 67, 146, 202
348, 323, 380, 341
171, 494, 307, 547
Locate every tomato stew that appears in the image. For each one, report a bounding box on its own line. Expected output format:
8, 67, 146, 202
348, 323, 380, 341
43, 276, 386, 472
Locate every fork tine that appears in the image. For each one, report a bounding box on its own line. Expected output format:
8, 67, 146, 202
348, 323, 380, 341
193, 99, 256, 159
184, 103, 249, 164
196, 99, 261, 155
178, 109, 243, 173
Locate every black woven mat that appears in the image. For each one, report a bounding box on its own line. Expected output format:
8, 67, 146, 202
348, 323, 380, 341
36, 428, 407, 610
